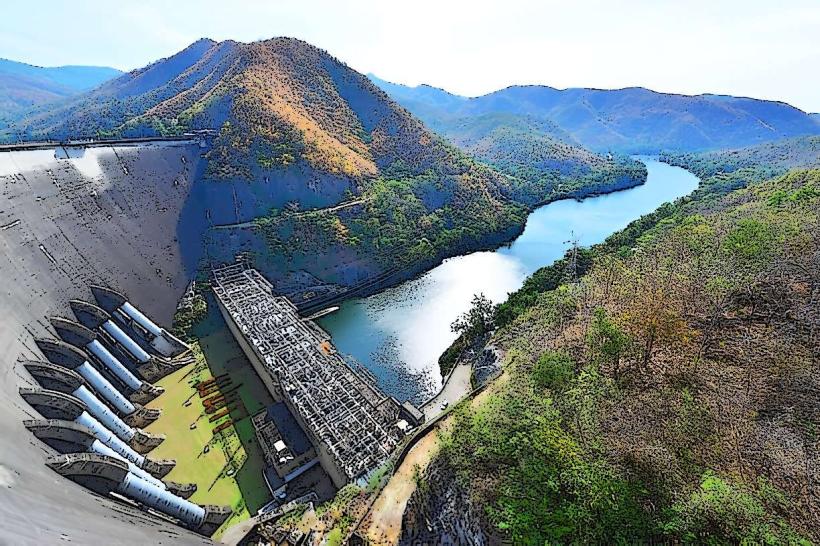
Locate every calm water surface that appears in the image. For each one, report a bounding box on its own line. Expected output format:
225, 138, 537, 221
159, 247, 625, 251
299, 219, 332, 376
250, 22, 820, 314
318, 159, 700, 404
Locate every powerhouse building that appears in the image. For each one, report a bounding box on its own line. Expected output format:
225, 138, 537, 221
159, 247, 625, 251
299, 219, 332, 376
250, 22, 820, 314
212, 263, 411, 489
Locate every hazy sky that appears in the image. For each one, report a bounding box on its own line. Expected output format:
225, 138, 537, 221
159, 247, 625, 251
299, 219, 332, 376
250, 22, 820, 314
1, 0, 818, 112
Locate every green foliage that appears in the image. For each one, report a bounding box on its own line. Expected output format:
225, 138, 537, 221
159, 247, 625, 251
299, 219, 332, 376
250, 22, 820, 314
662, 472, 809, 545
495, 247, 593, 327
438, 293, 496, 377
532, 351, 574, 390
586, 308, 630, 366
171, 288, 208, 341
497, 153, 819, 331
437, 332, 468, 377
315, 484, 361, 518
444, 362, 648, 544
324, 527, 343, 546
661, 136, 820, 183
439, 113, 648, 206
766, 174, 820, 207
438, 152, 820, 543
450, 293, 495, 339
260, 164, 527, 280
366, 460, 394, 493
722, 218, 776, 265
255, 139, 297, 169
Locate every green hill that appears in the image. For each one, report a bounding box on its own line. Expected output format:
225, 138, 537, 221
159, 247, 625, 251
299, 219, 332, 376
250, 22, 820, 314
427, 111, 646, 204
405, 137, 820, 544
370, 75, 646, 204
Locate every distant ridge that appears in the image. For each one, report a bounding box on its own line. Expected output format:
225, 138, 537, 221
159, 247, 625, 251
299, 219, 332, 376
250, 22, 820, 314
367, 74, 646, 197
0, 58, 121, 119
370, 76, 820, 153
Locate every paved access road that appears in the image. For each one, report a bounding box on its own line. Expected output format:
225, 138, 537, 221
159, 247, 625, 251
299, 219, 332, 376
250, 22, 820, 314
421, 361, 472, 421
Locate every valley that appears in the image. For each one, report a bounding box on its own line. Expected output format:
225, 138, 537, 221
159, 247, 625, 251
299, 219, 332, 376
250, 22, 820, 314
395, 139, 820, 544
0, 25, 817, 546
317, 158, 699, 404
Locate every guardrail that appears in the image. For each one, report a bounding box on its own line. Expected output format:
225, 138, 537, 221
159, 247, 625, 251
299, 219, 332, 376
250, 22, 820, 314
0, 135, 203, 152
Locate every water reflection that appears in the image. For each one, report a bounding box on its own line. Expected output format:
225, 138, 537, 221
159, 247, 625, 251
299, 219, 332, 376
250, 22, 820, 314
318, 159, 700, 404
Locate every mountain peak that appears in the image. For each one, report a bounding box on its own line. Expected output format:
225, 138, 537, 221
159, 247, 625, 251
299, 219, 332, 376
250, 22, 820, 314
10, 37, 473, 184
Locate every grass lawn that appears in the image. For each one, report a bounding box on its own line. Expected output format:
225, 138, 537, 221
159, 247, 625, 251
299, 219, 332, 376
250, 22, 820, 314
144, 341, 273, 538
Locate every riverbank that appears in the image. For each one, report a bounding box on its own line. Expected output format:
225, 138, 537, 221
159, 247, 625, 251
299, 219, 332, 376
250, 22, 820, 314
286, 168, 649, 315
401, 166, 820, 543
210, 165, 646, 315
318, 159, 699, 404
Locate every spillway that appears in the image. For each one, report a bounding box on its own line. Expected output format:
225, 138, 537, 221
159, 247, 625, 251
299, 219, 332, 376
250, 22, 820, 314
102, 320, 152, 363
0, 142, 215, 545
121, 301, 164, 337
72, 384, 137, 443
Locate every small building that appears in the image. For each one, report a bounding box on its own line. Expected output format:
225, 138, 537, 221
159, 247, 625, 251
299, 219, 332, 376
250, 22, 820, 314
400, 400, 425, 427
252, 402, 317, 495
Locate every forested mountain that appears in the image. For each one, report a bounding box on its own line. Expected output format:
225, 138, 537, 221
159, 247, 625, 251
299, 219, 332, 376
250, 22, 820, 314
12, 37, 523, 282
13, 37, 467, 181
661, 135, 820, 187
410, 111, 646, 204
369, 75, 646, 201
405, 136, 820, 543
0, 58, 120, 120
371, 76, 820, 153
6, 38, 650, 291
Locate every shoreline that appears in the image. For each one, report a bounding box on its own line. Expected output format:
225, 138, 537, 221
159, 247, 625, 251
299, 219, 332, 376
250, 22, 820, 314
307, 158, 701, 409
291, 168, 650, 315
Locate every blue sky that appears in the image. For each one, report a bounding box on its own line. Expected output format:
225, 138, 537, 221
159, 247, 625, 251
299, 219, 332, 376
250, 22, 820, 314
1, 0, 818, 112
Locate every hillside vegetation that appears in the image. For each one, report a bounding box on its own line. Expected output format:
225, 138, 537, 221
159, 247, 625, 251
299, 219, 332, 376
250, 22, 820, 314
8, 38, 651, 292
662, 135, 820, 180
420, 111, 646, 205
406, 138, 820, 544
8, 39, 526, 283
371, 76, 647, 204
372, 76, 820, 154
12, 38, 420, 180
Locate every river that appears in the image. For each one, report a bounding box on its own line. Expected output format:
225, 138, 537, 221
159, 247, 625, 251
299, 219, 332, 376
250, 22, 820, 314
317, 159, 700, 404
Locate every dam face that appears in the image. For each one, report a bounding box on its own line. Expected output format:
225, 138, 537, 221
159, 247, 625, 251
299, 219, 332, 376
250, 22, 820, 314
0, 142, 213, 544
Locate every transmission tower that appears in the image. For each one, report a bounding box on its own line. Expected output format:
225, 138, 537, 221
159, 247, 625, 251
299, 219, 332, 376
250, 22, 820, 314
563, 231, 580, 283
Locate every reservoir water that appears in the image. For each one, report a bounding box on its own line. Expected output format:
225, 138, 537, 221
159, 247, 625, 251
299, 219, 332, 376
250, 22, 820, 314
317, 159, 700, 404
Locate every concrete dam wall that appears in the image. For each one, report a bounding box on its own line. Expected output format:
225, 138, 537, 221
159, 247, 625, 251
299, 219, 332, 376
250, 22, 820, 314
0, 142, 212, 545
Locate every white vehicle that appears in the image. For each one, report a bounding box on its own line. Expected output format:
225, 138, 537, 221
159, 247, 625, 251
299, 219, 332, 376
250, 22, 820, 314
439, 400, 449, 411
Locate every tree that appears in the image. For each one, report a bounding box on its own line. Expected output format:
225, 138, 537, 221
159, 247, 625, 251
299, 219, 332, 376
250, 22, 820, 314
586, 307, 630, 375
532, 351, 575, 390
451, 293, 495, 340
